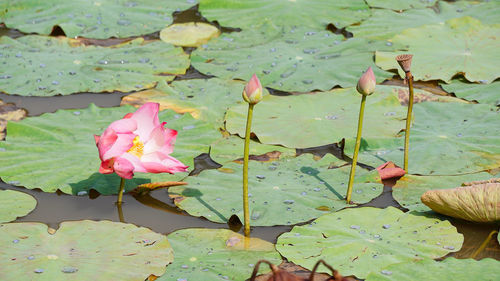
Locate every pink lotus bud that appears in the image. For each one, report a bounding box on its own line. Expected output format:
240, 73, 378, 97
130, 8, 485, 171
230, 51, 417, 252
242, 74, 263, 104
356, 67, 376, 96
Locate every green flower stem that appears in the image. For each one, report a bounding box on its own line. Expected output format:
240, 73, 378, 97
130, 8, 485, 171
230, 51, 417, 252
117, 202, 125, 222
346, 94, 367, 204
117, 177, 126, 205
471, 230, 498, 259
404, 73, 414, 173
243, 103, 254, 237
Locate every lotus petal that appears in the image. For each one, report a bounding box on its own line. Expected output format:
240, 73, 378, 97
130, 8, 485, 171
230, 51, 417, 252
421, 182, 499, 222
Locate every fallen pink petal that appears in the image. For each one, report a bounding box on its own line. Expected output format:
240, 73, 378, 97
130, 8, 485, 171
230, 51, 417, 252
376, 161, 406, 180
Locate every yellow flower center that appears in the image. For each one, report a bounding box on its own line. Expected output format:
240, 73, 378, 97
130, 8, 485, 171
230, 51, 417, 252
127, 136, 144, 158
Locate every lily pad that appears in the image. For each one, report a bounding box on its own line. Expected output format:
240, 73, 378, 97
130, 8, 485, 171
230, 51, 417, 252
0, 190, 37, 223
0, 104, 220, 195
192, 26, 394, 92
158, 228, 281, 281
276, 207, 463, 279
375, 17, 500, 83
350, 102, 500, 175
208, 135, 296, 164
160, 22, 220, 47
365, 0, 436, 10
122, 78, 259, 128
0, 220, 172, 280
198, 0, 370, 30
0, 0, 194, 39
393, 173, 498, 212
0, 99, 27, 140
225, 86, 407, 149
169, 154, 382, 226
365, 258, 500, 281
441, 78, 500, 106
421, 182, 500, 222
0, 36, 189, 96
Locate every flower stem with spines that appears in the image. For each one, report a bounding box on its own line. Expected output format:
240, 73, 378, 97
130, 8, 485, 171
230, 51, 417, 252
243, 103, 254, 237
404, 73, 414, 173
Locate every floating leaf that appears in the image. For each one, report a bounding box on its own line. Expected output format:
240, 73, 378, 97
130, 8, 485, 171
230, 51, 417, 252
208, 135, 296, 164
393, 173, 498, 212
192, 26, 393, 92
158, 228, 281, 281
169, 154, 382, 226
365, 0, 436, 10
365, 258, 500, 281
160, 22, 220, 47
0, 190, 37, 223
348, 101, 500, 175
276, 207, 463, 279
122, 78, 256, 128
0, 104, 220, 195
198, 0, 370, 30
441, 78, 500, 106
421, 182, 500, 222
0, 0, 194, 38
225, 86, 406, 149
375, 17, 500, 83
0, 220, 172, 280
349, 1, 499, 40
0, 36, 189, 96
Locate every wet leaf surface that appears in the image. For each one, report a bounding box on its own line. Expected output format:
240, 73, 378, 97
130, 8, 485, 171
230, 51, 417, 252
192, 26, 393, 92
0, 0, 194, 38
348, 102, 500, 175
0, 190, 37, 223
0, 104, 220, 194
0, 220, 173, 280
198, 0, 370, 30
365, 0, 436, 10
225, 86, 407, 149
0, 36, 189, 96
158, 228, 281, 281
169, 154, 382, 226
376, 17, 500, 83
276, 207, 463, 279
348, 1, 500, 40
365, 258, 500, 280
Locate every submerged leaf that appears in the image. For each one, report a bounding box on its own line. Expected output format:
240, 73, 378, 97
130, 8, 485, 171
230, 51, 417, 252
160, 22, 220, 47
421, 182, 500, 222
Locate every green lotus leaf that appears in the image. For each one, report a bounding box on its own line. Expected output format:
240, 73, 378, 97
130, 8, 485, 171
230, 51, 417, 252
0, 190, 37, 223
365, 258, 500, 281
198, 0, 370, 30
421, 182, 499, 222
169, 154, 382, 226
159, 22, 220, 47
122, 78, 261, 128
158, 228, 281, 281
393, 173, 498, 212
441, 78, 500, 106
225, 86, 407, 149
208, 135, 296, 165
348, 101, 500, 175
0, 0, 194, 39
375, 17, 500, 83
0, 220, 172, 280
350, 1, 500, 40
192, 26, 394, 92
276, 207, 463, 279
0, 36, 189, 96
0, 104, 220, 195
365, 0, 436, 10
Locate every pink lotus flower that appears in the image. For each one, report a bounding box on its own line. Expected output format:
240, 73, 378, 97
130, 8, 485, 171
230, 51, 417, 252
356, 67, 376, 96
376, 161, 405, 180
94, 103, 188, 179
242, 74, 263, 104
